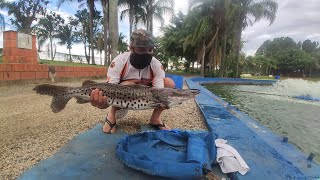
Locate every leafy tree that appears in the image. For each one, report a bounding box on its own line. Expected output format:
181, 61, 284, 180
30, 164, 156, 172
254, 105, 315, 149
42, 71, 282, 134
277, 48, 313, 76
0, 0, 5, 31
256, 37, 299, 59
2, 0, 49, 33
302, 39, 319, 54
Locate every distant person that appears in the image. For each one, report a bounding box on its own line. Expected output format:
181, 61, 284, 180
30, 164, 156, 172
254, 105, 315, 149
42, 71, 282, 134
90, 29, 175, 134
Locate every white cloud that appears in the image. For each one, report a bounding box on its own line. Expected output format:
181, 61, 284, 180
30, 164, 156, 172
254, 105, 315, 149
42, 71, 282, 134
242, 0, 320, 56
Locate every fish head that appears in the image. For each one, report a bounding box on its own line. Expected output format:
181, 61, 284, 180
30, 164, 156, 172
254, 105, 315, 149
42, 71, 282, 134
153, 88, 200, 108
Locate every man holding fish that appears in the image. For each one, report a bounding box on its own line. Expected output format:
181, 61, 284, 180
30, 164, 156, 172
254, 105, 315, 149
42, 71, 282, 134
90, 29, 175, 134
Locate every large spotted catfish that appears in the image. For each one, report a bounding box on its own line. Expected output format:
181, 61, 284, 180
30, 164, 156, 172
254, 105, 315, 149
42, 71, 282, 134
33, 80, 200, 113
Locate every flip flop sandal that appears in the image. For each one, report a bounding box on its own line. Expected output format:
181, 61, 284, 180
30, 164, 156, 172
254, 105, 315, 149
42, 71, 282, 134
149, 123, 166, 130
104, 117, 116, 134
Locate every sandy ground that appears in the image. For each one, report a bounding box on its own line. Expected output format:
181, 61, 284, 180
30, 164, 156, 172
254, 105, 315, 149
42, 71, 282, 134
0, 78, 206, 180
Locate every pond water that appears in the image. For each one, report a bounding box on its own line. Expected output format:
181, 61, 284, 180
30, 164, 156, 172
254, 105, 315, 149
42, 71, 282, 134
205, 79, 320, 163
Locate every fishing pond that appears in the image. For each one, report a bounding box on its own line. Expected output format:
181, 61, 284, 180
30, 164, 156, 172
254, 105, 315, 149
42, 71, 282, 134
204, 79, 320, 163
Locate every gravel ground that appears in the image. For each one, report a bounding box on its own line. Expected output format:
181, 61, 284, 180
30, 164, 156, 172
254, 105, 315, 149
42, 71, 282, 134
0, 78, 206, 180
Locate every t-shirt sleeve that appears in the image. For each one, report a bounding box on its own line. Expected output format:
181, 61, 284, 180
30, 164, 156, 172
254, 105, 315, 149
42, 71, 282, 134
107, 54, 126, 84
150, 58, 165, 88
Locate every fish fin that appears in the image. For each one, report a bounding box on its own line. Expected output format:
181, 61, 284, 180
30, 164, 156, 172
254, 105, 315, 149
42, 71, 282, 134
166, 101, 183, 108
75, 96, 90, 104
125, 84, 151, 88
82, 80, 98, 86
147, 103, 163, 108
51, 95, 72, 113
33, 84, 68, 96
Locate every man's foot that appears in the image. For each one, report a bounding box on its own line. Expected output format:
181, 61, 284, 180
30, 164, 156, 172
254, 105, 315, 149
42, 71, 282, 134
149, 120, 171, 130
103, 117, 117, 134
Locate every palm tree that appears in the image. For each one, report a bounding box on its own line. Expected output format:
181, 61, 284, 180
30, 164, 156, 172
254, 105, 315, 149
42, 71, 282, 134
70, 9, 90, 64
233, 0, 278, 77
143, 0, 174, 34
56, 23, 79, 62
185, 0, 219, 76
118, 0, 146, 38
34, 11, 65, 60
57, 0, 98, 64
95, 32, 104, 65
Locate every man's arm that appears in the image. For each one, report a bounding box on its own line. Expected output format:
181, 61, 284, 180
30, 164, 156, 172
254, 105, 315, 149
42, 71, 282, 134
91, 54, 126, 108
150, 58, 165, 88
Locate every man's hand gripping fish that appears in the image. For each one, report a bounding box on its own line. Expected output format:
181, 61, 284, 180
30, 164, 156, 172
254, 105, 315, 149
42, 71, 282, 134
33, 80, 200, 113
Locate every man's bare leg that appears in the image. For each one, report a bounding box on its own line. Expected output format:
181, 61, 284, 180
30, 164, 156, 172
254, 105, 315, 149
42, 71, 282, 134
102, 106, 119, 133
149, 107, 171, 130
148, 77, 175, 130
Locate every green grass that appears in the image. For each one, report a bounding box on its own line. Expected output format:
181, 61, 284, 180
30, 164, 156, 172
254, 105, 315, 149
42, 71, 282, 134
0, 55, 3, 64
39, 59, 106, 67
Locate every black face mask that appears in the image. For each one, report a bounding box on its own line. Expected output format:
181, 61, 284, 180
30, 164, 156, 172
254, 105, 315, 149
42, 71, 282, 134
130, 52, 153, 69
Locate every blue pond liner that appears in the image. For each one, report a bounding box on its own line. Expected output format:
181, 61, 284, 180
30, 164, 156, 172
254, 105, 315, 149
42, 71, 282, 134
116, 130, 216, 179
294, 95, 320, 101
186, 77, 320, 179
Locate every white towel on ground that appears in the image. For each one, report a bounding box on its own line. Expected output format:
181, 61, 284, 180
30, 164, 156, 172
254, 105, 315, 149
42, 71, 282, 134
215, 139, 250, 175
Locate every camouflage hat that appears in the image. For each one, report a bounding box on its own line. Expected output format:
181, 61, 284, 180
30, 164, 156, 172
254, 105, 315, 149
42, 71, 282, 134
130, 29, 156, 48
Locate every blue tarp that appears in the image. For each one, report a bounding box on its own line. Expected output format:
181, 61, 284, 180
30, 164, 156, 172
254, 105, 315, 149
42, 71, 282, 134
116, 130, 217, 179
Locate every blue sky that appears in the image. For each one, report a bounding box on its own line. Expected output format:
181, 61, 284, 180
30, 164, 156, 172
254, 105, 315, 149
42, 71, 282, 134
1, 0, 320, 57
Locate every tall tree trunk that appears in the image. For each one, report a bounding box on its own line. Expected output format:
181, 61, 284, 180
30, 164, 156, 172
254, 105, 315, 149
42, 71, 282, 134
129, 11, 133, 38
200, 39, 206, 77
235, 25, 242, 77
88, 1, 95, 64
220, 33, 226, 77
109, 0, 119, 60
50, 36, 53, 60
68, 48, 72, 62
102, 0, 109, 66
208, 42, 215, 73
147, 8, 153, 34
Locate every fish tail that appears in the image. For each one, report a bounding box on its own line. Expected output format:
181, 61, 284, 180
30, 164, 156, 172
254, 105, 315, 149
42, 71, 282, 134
33, 84, 72, 113
51, 95, 73, 113
33, 84, 68, 96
